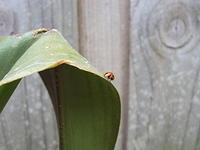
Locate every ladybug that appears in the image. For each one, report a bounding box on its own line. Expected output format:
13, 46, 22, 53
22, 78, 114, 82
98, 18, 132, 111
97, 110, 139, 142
104, 72, 115, 81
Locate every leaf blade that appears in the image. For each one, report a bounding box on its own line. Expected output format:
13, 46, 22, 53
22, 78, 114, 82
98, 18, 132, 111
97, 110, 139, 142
0, 29, 120, 150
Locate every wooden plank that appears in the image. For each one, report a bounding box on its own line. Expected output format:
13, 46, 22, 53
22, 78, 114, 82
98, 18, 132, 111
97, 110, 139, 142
0, 0, 78, 150
78, 0, 130, 149
128, 0, 200, 150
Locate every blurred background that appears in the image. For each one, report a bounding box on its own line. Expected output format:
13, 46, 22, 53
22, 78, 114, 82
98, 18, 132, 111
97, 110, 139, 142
1, 0, 200, 150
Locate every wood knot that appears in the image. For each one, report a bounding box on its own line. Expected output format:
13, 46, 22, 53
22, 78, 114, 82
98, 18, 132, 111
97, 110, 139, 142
144, 1, 199, 57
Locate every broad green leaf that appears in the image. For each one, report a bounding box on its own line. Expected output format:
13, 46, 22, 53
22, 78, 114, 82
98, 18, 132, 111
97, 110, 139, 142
0, 29, 120, 150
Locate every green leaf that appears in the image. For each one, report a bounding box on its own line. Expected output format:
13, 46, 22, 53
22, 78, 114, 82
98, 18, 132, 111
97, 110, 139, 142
0, 29, 120, 150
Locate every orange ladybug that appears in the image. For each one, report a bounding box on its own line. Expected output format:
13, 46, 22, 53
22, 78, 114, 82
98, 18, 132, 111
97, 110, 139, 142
104, 72, 115, 81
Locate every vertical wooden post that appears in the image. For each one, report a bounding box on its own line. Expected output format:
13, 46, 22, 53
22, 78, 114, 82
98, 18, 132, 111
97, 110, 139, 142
128, 0, 200, 150
78, 0, 130, 149
0, 0, 78, 149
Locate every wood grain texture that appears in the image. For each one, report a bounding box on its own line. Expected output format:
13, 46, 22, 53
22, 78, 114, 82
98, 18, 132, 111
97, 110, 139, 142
78, 0, 130, 149
128, 0, 200, 150
0, 0, 78, 150
3, 0, 200, 150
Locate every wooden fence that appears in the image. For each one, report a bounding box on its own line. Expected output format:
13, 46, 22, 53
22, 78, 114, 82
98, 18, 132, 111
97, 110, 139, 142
1, 0, 200, 150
